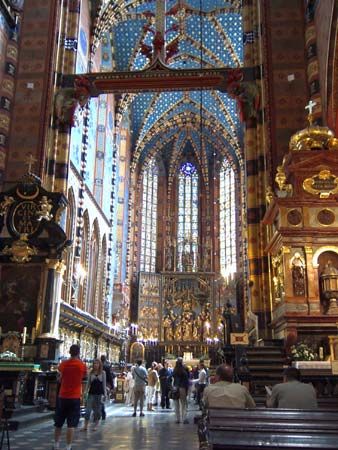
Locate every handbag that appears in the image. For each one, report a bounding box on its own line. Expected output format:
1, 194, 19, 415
169, 386, 180, 400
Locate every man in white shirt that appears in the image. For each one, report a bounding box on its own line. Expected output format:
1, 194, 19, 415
196, 362, 208, 407
203, 364, 255, 409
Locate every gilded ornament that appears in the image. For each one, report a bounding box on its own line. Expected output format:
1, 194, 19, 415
0, 196, 14, 216
287, 209, 302, 226
36, 196, 53, 222
303, 169, 338, 198
265, 186, 274, 205
2, 234, 37, 263
317, 209, 335, 226
275, 166, 292, 194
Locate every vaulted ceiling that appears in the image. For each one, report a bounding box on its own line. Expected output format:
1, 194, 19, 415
94, 1, 244, 173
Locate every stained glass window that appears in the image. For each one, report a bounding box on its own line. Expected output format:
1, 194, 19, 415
140, 159, 158, 272
220, 159, 237, 279
177, 162, 199, 271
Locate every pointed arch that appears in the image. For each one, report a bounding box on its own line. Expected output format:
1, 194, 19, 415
140, 157, 158, 272
219, 158, 238, 278
98, 234, 107, 321
177, 161, 199, 272
86, 219, 100, 315
62, 187, 76, 303
78, 210, 90, 310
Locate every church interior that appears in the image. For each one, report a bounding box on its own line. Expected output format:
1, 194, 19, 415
0, 0, 338, 435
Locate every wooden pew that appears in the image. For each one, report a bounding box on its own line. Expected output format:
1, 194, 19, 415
203, 407, 338, 449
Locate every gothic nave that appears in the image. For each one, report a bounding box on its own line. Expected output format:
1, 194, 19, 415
0, 0, 337, 448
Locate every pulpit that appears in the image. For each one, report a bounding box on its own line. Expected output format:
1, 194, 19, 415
263, 107, 338, 344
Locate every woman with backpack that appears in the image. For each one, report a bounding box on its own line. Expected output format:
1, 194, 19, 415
82, 359, 106, 431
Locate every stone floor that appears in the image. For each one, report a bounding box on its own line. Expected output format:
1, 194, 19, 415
6, 401, 199, 449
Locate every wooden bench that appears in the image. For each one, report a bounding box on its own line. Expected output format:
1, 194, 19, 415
199, 407, 338, 449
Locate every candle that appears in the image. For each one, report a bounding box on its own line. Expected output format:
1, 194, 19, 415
22, 327, 27, 344
0, 326, 2, 337
319, 347, 324, 360
31, 327, 36, 343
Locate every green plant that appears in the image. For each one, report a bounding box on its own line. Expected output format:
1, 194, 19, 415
290, 342, 318, 361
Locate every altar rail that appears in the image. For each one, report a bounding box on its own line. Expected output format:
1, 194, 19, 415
198, 407, 338, 449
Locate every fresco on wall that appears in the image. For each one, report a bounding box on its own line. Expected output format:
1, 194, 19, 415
0, 264, 41, 332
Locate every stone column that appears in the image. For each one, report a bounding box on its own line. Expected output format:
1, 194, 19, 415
35, 258, 65, 362
40, 258, 65, 338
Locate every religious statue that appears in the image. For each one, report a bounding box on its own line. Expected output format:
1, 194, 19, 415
163, 310, 176, 341
165, 237, 173, 271
36, 196, 53, 222
266, 186, 274, 205
54, 76, 91, 127
291, 252, 306, 296
71, 271, 79, 303
182, 246, 193, 271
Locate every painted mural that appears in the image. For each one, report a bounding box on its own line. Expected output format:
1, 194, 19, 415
0, 264, 41, 332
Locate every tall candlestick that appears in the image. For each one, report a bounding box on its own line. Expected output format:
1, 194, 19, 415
319, 347, 324, 360
31, 327, 36, 344
22, 327, 27, 344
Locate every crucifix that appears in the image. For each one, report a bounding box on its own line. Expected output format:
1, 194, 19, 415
304, 100, 317, 125
305, 99, 316, 115
24, 154, 37, 173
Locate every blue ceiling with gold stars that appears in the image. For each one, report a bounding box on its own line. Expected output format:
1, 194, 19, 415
99, 0, 244, 170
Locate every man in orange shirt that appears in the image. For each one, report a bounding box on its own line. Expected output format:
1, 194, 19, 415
53, 344, 87, 450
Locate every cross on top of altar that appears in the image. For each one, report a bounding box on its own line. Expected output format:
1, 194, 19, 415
24, 154, 37, 173
305, 100, 317, 115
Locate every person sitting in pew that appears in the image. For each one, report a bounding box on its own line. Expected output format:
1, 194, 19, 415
203, 364, 256, 409
266, 366, 318, 409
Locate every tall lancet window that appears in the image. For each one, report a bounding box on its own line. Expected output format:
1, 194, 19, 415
140, 159, 158, 272
220, 159, 237, 279
177, 162, 199, 271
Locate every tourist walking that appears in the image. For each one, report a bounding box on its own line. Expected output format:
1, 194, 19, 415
53, 344, 87, 450
132, 360, 148, 417
100, 355, 112, 420
195, 362, 208, 408
147, 362, 159, 411
124, 366, 135, 406
172, 357, 190, 424
159, 361, 172, 409
82, 359, 107, 432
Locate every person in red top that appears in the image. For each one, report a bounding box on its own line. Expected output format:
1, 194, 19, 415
53, 344, 87, 450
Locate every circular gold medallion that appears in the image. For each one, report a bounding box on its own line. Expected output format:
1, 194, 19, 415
317, 209, 335, 226
287, 209, 302, 226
